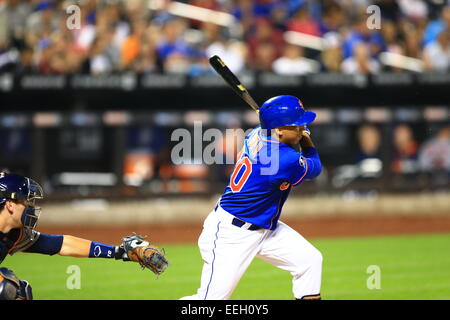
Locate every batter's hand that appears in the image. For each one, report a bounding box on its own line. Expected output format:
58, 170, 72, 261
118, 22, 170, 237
302, 126, 311, 137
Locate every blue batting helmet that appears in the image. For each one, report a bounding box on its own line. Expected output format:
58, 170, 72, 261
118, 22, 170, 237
0, 172, 44, 230
259, 95, 316, 131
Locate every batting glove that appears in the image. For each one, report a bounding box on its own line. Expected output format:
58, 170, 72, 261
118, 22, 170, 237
302, 126, 311, 137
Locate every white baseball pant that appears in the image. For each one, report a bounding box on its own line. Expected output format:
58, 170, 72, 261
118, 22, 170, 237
180, 204, 322, 300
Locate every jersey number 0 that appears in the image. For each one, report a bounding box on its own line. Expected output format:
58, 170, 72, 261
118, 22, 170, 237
230, 157, 252, 192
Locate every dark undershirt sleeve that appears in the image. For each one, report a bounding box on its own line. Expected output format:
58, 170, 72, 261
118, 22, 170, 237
23, 233, 64, 255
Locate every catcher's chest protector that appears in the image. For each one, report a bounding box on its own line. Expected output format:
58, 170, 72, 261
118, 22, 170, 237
0, 229, 20, 264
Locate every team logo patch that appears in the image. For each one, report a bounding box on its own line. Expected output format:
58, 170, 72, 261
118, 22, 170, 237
94, 245, 102, 257
299, 157, 306, 167
280, 181, 290, 190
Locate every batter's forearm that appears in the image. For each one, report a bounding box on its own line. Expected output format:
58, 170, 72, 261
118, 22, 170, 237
299, 135, 316, 149
300, 136, 322, 179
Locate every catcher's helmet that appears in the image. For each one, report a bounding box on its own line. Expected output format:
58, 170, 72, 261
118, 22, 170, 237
0, 172, 44, 230
259, 95, 316, 131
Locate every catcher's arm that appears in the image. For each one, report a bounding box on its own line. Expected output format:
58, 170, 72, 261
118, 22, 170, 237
59, 234, 170, 275
58, 235, 91, 257
59, 234, 170, 276
19, 232, 93, 257
24, 232, 168, 274
54, 235, 116, 259
17, 229, 114, 258
59, 234, 169, 275
19, 232, 168, 277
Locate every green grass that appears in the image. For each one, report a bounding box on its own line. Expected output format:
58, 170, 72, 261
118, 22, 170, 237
4, 233, 450, 300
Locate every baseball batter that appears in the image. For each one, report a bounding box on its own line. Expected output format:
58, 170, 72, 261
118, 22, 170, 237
0, 172, 168, 300
181, 95, 323, 300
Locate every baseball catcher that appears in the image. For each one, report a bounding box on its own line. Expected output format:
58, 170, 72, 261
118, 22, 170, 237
0, 172, 169, 300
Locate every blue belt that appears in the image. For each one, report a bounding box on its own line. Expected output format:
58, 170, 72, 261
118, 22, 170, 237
215, 204, 261, 231
231, 218, 261, 231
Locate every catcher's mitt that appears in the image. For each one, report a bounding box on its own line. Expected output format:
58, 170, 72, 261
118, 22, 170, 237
115, 233, 169, 276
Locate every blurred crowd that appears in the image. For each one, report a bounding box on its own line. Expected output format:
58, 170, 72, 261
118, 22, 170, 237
355, 123, 450, 175
0, 0, 450, 76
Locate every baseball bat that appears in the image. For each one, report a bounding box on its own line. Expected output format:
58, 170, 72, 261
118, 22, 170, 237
209, 55, 260, 111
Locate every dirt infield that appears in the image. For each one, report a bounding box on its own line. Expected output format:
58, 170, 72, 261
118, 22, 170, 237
37, 215, 450, 244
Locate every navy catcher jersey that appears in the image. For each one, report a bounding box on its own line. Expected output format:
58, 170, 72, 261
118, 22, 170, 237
219, 126, 322, 230
0, 228, 40, 264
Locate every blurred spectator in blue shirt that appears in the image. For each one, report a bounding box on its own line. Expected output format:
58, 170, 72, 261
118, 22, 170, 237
270, 2, 289, 32
252, 0, 280, 18
423, 29, 450, 72
187, 52, 215, 76
422, 5, 450, 47
342, 16, 386, 59
163, 51, 190, 74
341, 42, 381, 74
25, 0, 60, 41
157, 18, 192, 61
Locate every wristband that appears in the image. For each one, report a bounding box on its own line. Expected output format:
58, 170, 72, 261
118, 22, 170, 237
88, 241, 116, 258
302, 126, 311, 137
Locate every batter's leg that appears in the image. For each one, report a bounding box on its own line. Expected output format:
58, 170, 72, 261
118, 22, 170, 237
256, 221, 323, 299
180, 211, 264, 300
